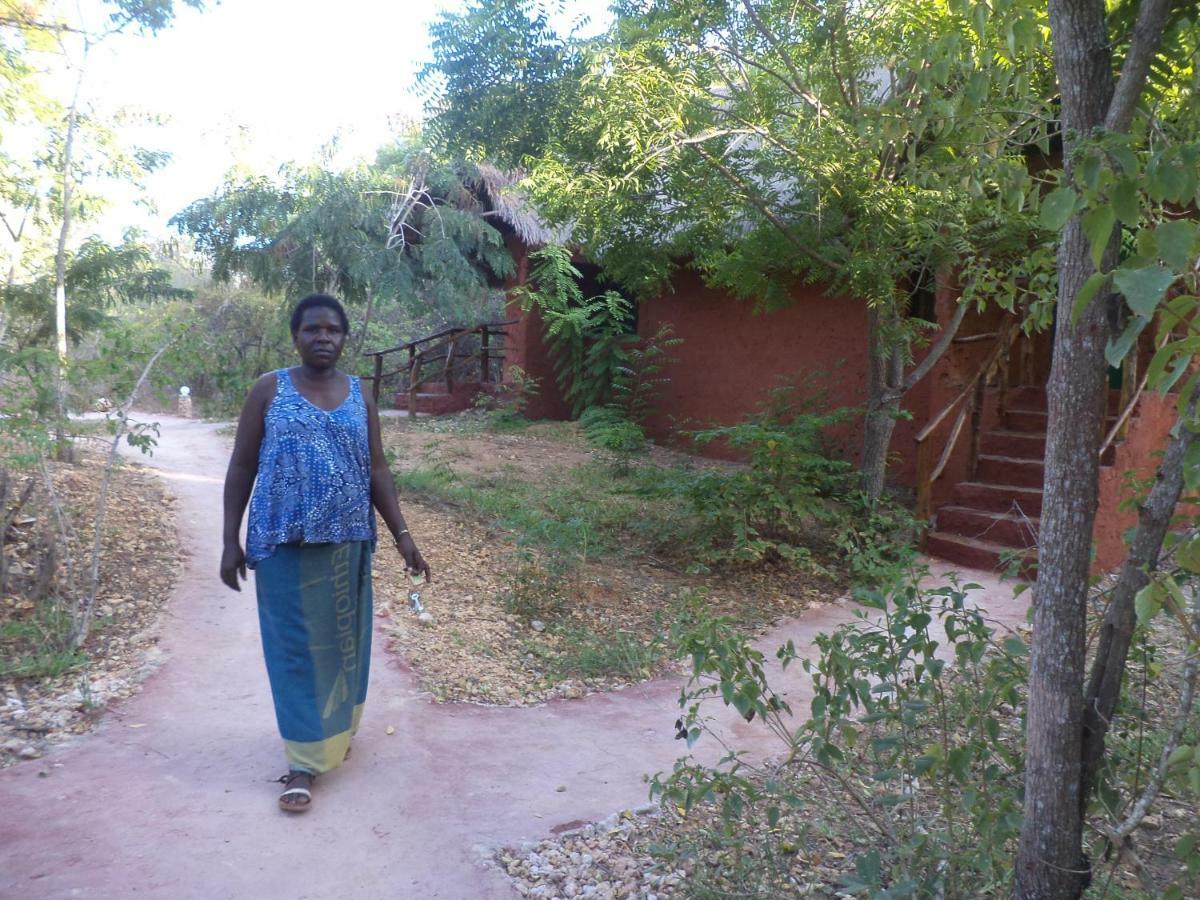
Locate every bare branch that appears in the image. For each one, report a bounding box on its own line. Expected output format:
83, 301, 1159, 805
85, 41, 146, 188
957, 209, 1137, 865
71, 341, 172, 648
900, 299, 970, 393
1105, 592, 1199, 842
1104, 0, 1172, 133
686, 140, 840, 271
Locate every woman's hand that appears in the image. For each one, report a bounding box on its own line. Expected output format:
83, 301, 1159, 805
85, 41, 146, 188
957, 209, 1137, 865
220, 542, 248, 591
395, 533, 431, 582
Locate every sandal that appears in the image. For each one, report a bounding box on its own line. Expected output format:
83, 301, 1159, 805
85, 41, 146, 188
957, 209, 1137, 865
277, 771, 314, 813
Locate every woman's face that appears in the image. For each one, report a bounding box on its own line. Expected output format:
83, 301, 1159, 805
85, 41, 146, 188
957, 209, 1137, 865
293, 306, 346, 369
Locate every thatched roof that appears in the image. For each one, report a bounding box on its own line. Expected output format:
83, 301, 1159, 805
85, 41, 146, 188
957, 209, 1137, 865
468, 162, 571, 248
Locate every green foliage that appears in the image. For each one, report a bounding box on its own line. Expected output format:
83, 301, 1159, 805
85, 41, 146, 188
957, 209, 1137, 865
104, 288, 293, 418
610, 322, 681, 424
521, 0, 1057, 312
1, 234, 189, 351
513, 245, 637, 417
419, 0, 585, 167
171, 145, 515, 334
666, 389, 854, 570
577, 322, 682, 466
547, 623, 663, 680
0, 608, 89, 678
480, 364, 541, 432
652, 569, 1029, 896
579, 404, 645, 455
500, 558, 570, 622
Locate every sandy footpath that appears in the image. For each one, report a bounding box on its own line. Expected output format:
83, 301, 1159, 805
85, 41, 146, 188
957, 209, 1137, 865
0, 415, 1026, 899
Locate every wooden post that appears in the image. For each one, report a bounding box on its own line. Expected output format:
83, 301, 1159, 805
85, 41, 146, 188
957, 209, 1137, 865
445, 336, 457, 393
408, 352, 420, 419
1117, 350, 1137, 442
480, 328, 491, 382
915, 438, 934, 521
968, 376, 986, 480
372, 354, 383, 404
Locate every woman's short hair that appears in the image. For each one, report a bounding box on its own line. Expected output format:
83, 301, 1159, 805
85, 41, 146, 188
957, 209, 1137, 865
290, 293, 349, 336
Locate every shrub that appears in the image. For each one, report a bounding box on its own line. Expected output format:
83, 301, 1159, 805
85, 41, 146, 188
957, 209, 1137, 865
652, 569, 1029, 896
512, 245, 637, 417
580, 405, 646, 453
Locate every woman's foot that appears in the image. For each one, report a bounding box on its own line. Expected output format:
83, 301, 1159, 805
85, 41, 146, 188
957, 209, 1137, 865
278, 771, 314, 813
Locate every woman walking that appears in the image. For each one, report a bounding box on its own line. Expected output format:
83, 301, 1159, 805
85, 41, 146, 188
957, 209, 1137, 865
220, 293, 430, 813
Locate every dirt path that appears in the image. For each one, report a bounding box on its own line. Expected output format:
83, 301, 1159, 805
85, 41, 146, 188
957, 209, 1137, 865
0, 415, 1028, 899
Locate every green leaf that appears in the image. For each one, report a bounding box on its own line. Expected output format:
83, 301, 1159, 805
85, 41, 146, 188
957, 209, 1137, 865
1156, 220, 1199, 272
1071, 272, 1108, 324
1039, 186, 1076, 230
1002, 636, 1028, 657
1110, 144, 1139, 176
1167, 745, 1193, 769
1176, 537, 1200, 574
1082, 205, 1116, 268
1111, 179, 1140, 225
1114, 266, 1176, 318
1106, 317, 1148, 368
1184, 439, 1200, 492
1134, 582, 1162, 625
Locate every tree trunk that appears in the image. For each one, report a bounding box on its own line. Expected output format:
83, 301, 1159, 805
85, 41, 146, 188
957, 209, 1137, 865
1016, 1, 1170, 895
860, 306, 903, 499
1079, 382, 1200, 810
52, 41, 88, 462
352, 288, 377, 358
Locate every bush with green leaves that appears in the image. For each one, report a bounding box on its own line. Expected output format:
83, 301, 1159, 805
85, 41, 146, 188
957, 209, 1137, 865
479, 365, 542, 432
578, 322, 683, 466
512, 245, 637, 418
579, 405, 646, 454
652, 569, 1030, 897
666, 396, 853, 569
609, 322, 682, 425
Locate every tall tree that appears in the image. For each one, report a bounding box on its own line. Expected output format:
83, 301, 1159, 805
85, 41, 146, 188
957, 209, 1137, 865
171, 144, 516, 346
428, 0, 1061, 495
1016, 0, 1182, 896
419, 0, 585, 169
1, 0, 203, 454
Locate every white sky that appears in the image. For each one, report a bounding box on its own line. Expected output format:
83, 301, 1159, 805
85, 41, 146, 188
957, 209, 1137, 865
74, 0, 612, 239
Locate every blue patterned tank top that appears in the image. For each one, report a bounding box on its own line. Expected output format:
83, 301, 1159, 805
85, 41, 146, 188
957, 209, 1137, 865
245, 369, 376, 567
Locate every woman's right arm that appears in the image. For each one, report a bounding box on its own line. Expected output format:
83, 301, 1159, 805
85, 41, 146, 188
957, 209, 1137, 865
220, 375, 275, 591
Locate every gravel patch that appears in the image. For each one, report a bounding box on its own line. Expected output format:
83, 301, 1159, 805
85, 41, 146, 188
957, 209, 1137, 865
1, 453, 181, 766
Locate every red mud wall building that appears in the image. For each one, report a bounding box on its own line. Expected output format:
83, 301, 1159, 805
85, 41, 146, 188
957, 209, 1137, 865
501, 257, 1174, 574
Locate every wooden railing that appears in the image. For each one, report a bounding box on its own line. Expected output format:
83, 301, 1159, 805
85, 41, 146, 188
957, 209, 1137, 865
361, 320, 515, 415
1099, 327, 1169, 458
914, 317, 1020, 520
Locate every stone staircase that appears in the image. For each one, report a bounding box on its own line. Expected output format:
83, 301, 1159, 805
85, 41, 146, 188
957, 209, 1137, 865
393, 380, 499, 415
924, 385, 1118, 574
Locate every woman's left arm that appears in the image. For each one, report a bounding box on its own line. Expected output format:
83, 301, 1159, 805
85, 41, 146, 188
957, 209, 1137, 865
364, 381, 431, 580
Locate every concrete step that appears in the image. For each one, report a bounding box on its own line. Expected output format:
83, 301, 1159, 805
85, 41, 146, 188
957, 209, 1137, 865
1003, 409, 1048, 433
935, 506, 1039, 549
1005, 385, 1047, 412
981, 430, 1046, 458
924, 530, 1037, 576
952, 481, 1044, 517
1004, 386, 1122, 414
977, 454, 1045, 488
